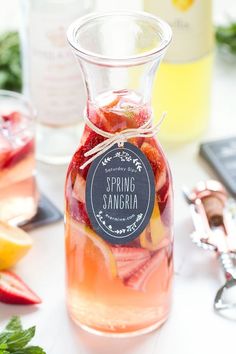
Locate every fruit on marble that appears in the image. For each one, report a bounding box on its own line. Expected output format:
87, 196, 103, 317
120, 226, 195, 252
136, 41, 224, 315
0, 270, 41, 305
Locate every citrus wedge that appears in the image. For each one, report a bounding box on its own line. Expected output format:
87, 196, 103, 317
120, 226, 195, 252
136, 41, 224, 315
140, 200, 166, 251
0, 221, 33, 270
69, 218, 117, 278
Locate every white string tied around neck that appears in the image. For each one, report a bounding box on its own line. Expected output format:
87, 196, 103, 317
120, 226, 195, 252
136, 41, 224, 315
80, 111, 167, 170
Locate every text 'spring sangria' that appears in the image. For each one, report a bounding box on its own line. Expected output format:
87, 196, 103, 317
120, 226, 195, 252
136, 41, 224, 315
65, 12, 173, 336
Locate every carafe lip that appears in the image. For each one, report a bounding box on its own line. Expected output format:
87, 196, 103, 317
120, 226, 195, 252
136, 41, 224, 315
67, 11, 172, 67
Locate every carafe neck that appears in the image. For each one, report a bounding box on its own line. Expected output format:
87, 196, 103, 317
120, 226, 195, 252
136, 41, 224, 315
86, 89, 152, 134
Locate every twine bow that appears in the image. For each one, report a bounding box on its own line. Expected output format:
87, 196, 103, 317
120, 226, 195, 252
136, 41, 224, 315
80, 111, 167, 170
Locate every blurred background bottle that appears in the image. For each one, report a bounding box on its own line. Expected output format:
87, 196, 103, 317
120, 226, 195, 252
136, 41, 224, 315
144, 0, 214, 143
20, 0, 94, 164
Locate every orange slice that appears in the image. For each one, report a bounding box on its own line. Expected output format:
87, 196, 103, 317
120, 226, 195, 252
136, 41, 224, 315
0, 221, 32, 270
69, 218, 117, 278
140, 200, 166, 251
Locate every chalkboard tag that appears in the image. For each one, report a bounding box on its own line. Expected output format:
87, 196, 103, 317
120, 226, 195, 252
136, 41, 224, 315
86, 142, 155, 245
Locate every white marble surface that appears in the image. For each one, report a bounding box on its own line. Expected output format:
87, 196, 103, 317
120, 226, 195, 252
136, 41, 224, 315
1, 0, 236, 353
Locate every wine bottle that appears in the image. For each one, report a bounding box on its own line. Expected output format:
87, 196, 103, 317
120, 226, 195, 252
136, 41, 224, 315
20, 0, 94, 164
144, 0, 214, 143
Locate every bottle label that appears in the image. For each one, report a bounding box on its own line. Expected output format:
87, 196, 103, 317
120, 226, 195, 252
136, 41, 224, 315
145, 0, 213, 62
28, 10, 86, 126
86, 143, 155, 245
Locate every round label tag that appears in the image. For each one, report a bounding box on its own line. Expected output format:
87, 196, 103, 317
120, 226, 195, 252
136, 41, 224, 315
86, 142, 155, 245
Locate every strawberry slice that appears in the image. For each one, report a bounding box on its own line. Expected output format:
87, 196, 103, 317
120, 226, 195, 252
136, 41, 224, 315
116, 257, 150, 280
125, 250, 165, 291
156, 168, 167, 192
0, 270, 41, 305
72, 130, 106, 179
2, 111, 21, 124
0, 134, 11, 168
160, 190, 173, 227
133, 106, 151, 127
100, 108, 128, 132
87, 103, 113, 132
70, 198, 91, 227
111, 246, 150, 262
3, 139, 34, 169
141, 142, 164, 175
157, 180, 170, 214
157, 179, 172, 227
111, 246, 151, 281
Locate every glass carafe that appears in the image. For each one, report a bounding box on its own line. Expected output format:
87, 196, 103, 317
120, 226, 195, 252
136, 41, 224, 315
65, 11, 173, 337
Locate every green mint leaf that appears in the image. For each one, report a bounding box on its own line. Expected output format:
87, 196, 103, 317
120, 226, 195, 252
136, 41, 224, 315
216, 22, 236, 55
0, 318, 45, 353
0, 333, 10, 346
0, 31, 22, 92
0, 344, 8, 350
11, 346, 46, 354
5, 317, 22, 333
6, 327, 35, 351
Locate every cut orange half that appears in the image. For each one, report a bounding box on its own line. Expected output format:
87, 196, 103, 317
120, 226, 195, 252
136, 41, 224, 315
0, 221, 32, 270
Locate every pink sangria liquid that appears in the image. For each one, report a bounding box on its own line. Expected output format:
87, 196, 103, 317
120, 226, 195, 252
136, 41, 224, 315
0, 110, 38, 224
65, 90, 173, 336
